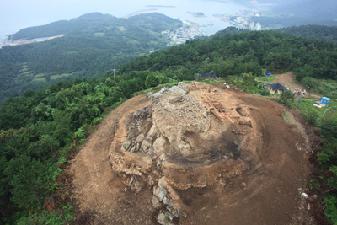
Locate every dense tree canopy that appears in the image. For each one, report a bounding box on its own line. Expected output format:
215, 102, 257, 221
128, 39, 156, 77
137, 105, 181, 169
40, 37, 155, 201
123, 28, 337, 82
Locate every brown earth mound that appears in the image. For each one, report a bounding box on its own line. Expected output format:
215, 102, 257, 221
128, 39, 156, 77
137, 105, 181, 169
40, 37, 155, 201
70, 83, 314, 225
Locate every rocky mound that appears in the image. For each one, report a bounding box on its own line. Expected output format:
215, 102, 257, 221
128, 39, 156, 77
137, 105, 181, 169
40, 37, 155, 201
110, 83, 268, 224
71, 82, 312, 225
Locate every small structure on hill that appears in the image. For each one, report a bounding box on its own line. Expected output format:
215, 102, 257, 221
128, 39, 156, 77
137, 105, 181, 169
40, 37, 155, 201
314, 97, 331, 108
320, 97, 331, 105
196, 71, 218, 80
314, 97, 330, 108
293, 88, 307, 100
265, 83, 286, 95
265, 71, 272, 78
223, 82, 230, 89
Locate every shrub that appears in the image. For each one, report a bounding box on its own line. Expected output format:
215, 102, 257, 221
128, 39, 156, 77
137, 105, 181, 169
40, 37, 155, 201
279, 90, 294, 108
324, 195, 337, 225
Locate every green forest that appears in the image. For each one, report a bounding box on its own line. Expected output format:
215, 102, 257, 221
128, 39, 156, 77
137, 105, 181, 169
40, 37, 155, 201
125, 28, 336, 80
0, 26, 337, 224
0, 13, 182, 103
281, 25, 337, 44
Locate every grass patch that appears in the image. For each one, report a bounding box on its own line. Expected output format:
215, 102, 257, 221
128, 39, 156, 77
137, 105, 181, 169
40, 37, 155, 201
295, 98, 337, 126
301, 77, 337, 99
255, 76, 275, 83
32, 77, 46, 82
199, 78, 226, 84
282, 111, 293, 124
35, 73, 46, 79
51, 73, 73, 80
228, 73, 267, 95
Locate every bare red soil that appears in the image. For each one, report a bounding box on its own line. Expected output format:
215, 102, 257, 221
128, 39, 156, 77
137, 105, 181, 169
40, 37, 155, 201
70, 83, 314, 225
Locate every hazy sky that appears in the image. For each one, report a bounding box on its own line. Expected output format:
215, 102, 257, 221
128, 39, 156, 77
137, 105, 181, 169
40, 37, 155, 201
0, 0, 271, 38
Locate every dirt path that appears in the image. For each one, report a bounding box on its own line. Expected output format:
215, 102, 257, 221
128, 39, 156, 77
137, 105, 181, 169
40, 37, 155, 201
274, 72, 320, 98
70, 84, 314, 225
274, 72, 304, 91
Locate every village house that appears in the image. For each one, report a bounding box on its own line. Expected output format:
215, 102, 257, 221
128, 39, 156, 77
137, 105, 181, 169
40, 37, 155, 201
265, 83, 286, 95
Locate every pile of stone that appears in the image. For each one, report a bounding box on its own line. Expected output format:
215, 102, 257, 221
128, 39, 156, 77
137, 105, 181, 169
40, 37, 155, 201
110, 83, 254, 225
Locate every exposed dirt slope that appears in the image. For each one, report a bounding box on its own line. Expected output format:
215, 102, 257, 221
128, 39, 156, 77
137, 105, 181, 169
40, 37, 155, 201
274, 72, 320, 98
274, 72, 304, 91
70, 83, 314, 225
70, 95, 153, 224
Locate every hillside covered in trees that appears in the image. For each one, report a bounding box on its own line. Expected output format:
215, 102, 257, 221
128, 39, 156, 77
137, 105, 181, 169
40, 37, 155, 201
281, 25, 337, 44
123, 27, 337, 84
1, 23, 337, 104
0, 27, 337, 225
0, 13, 183, 102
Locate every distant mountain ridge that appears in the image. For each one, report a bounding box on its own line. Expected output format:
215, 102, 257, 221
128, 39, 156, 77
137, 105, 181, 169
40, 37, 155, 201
0, 13, 185, 102
215, 25, 337, 44
9, 13, 179, 40
2, 15, 337, 104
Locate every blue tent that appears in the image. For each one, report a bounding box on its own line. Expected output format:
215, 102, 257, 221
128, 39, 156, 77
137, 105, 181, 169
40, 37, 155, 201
265, 71, 272, 77
320, 97, 330, 105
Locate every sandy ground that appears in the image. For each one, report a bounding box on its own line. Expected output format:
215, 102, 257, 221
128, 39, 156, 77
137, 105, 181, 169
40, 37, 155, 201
70, 83, 314, 225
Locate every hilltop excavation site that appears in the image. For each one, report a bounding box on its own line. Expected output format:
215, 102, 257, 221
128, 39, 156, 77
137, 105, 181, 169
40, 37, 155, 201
70, 82, 315, 225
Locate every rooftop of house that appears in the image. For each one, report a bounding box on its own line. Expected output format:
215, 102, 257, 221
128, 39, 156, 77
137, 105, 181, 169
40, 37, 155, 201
321, 97, 331, 101
200, 71, 218, 78
266, 83, 286, 91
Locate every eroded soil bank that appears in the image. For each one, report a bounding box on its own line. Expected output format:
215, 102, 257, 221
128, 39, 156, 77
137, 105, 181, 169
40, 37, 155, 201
70, 83, 314, 225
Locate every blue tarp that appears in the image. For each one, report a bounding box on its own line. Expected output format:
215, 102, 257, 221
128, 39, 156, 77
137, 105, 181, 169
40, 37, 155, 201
320, 97, 330, 105
265, 71, 272, 77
